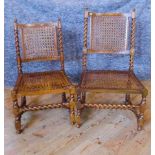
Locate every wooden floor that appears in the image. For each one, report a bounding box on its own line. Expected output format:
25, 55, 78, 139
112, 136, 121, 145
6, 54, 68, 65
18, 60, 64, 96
4, 81, 151, 155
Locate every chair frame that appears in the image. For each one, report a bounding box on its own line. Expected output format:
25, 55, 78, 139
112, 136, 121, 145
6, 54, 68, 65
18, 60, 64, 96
11, 19, 77, 133
76, 9, 148, 130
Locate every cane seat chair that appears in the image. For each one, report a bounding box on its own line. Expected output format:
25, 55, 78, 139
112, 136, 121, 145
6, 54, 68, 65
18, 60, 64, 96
11, 19, 76, 133
76, 9, 148, 130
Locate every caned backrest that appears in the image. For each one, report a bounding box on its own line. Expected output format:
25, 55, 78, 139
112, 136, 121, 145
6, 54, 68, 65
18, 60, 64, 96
82, 9, 136, 71
90, 13, 129, 53
14, 19, 64, 73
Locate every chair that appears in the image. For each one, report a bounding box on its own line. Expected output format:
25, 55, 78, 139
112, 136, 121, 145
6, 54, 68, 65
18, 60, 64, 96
11, 19, 76, 133
76, 9, 148, 130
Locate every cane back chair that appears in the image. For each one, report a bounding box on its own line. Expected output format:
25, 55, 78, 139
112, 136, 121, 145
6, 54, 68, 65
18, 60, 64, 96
11, 19, 77, 133
76, 9, 148, 130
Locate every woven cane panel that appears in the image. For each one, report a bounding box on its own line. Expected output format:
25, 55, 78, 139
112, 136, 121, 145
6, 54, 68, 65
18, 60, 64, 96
90, 15, 128, 53
17, 71, 71, 94
19, 25, 59, 61
81, 71, 144, 91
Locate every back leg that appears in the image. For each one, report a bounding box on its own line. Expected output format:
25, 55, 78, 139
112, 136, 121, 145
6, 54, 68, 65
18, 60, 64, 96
69, 94, 76, 125
81, 92, 86, 104
76, 96, 81, 128
62, 92, 67, 103
125, 94, 131, 104
21, 96, 26, 107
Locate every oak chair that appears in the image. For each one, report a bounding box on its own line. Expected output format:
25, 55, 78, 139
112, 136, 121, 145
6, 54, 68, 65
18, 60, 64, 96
76, 9, 148, 130
11, 19, 76, 133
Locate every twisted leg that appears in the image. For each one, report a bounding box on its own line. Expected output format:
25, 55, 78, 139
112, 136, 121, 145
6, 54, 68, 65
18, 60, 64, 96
69, 94, 76, 125
21, 96, 26, 107
132, 96, 146, 131
134, 107, 144, 131
75, 93, 81, 128
125, 94, 131, 104
13, 100, 22, 134
81, 92, 86, 104
11, 91, 23, 133
62, 92, 67, 103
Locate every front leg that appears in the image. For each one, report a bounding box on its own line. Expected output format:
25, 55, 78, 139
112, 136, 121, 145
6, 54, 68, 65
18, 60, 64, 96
12, 91, 23, 133
13, 100, 23, 134
132, 96, 146, 131
69, 94, 76, 125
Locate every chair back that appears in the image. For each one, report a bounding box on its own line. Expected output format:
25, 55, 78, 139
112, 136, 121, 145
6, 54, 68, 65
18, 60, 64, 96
82, 9, 136, 71
14, 19, 64, 73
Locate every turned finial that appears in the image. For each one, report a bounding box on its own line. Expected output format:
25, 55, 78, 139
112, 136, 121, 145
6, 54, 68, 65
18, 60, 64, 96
132, 8, 136, 18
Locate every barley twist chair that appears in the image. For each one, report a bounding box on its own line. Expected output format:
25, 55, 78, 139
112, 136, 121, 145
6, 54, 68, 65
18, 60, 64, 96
76, 9, 148, 130
11, 18, 76, 133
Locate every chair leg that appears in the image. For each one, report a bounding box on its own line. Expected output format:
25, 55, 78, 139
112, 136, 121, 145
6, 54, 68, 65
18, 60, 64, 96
125, 94, 131, 104
69, 94, 76, 125
62, 92, 67, 103
21, 96, 26, 107
81, 92, 86, 103
134, 106, 144, 131
75, 94, 81, 128
132, 97, 146, 131
13, 100, 22, 134
76, 109, 81, 128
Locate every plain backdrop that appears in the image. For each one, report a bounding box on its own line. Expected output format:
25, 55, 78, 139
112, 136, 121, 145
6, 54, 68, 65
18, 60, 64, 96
4, 0, 151, 86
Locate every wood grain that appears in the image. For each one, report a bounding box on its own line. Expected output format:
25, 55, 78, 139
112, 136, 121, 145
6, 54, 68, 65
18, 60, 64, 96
4, 81, 150, 155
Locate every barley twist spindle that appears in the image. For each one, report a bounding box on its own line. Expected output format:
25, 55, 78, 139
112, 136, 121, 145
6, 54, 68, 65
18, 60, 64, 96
82, 11, 88, 71
14, 19, 22, 74
58, 18, 64, 70
129, 9, 136, 71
